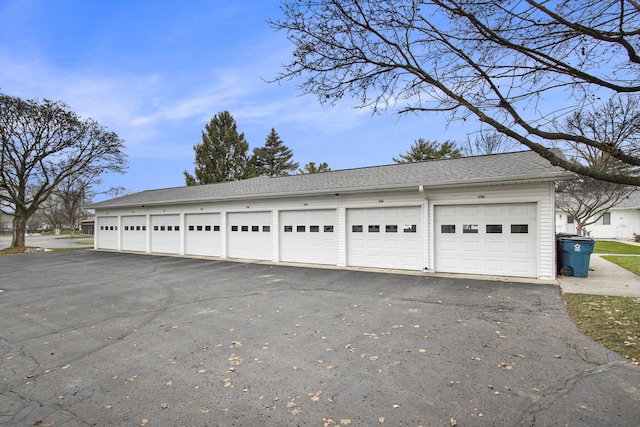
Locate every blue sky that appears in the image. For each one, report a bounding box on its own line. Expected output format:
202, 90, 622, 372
0, 0, 478, 200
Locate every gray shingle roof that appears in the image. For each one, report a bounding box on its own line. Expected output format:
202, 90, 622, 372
88, 150, 571, 209
614, 189, 640, 208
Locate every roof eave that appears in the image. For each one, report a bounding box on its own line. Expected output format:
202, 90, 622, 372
89, 173, 569, 210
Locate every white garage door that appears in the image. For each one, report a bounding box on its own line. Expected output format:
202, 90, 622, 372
96, 216, 118, 250
280, 210, 337, 265
185, 213, 221, 257
434, 203, 537, 278
122, 216, 147, 252
150, 215, 181, 254
346, 206, 423, 270
227, 211, 272, 261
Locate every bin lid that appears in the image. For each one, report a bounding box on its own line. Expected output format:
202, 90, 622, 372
557, 236, 594, 242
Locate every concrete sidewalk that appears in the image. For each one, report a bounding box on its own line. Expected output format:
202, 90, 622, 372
557, 254, 640, 297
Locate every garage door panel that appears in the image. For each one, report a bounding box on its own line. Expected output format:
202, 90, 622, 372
485, 205, 503, 216
510, 204, 532, 215
435, 203, 537, 278
462, 258, 480, 271
347, 206, 422, 271
439, 257, 457, 269
280, 210, 337, 265
486, 259, 504, 272
510, 242, 531, 253
441, 241, 456, 252
511, 261, 531, 274
228, 212, 272, 260
150, 215, 180, 254
462, 206, 479, 216
485, 242, 504, 253
122, 216, 147, 252
186, 213, 221, 257
97, 217, 118, 250
462, 241, 480, 252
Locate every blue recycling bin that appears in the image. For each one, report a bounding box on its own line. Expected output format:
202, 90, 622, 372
557, 237, 595, 277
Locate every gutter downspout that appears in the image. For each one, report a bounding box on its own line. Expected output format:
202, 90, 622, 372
419, 185, 431, 272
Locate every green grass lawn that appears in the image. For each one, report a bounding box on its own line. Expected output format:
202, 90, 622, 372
602, 255, 640, 276
594, 240, 640, 254
563, 294, 640, 362
562, 240, 640, 363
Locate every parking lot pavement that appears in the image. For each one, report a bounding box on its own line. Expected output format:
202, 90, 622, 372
1, 251, 639, 427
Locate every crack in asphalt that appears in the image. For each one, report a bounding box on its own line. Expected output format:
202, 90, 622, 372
514, 360, 632, 427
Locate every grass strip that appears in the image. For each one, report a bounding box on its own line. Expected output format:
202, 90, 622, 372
563, 294, 640, 362
594, 240, 640, 254
601, 255, 640, 276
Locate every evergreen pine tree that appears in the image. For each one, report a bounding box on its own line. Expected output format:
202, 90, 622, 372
253, 128, 299, 177
298, 162, 331, 174
393, 138, 461, 163
184, 111, 254, 185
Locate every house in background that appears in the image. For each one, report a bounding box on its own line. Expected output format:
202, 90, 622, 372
80, 217, 95, 235
88, 151, 570, 280
555, 190, 640, 239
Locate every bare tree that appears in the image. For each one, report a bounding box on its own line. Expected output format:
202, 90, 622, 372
556, 178, 635, 235
270, 0, 640, 185
0, 94, 126, 247
38, 193, 65, 231
462, 130, 518, 156
54, 173, 99, 237
556, 96, 638, 234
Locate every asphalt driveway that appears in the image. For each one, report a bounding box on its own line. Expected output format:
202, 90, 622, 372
1, 251, 638, 426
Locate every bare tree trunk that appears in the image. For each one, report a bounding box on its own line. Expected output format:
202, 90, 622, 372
11, 214, 26, 247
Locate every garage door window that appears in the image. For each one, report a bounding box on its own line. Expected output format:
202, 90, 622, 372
214, 225, 220, 231
463, 224, 478, 233
297, 225, 306, 232
252, 225, 259, 232
511, 224, 529, 233
352, 225, 363, 232
369, 225, 380, 232
231, 225, 238, 231
403, 224, 417, 233
324, 225, 334, 232
441, 225, 455, 233
241, 226, 249, 232
310, 225, 320, 232
486, 224, 503, 233
386, 225, 398, 232
262, 225, 270, 232
284, 225, 293, 232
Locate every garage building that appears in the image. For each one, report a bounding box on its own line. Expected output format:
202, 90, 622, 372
88, 151, 569, 279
